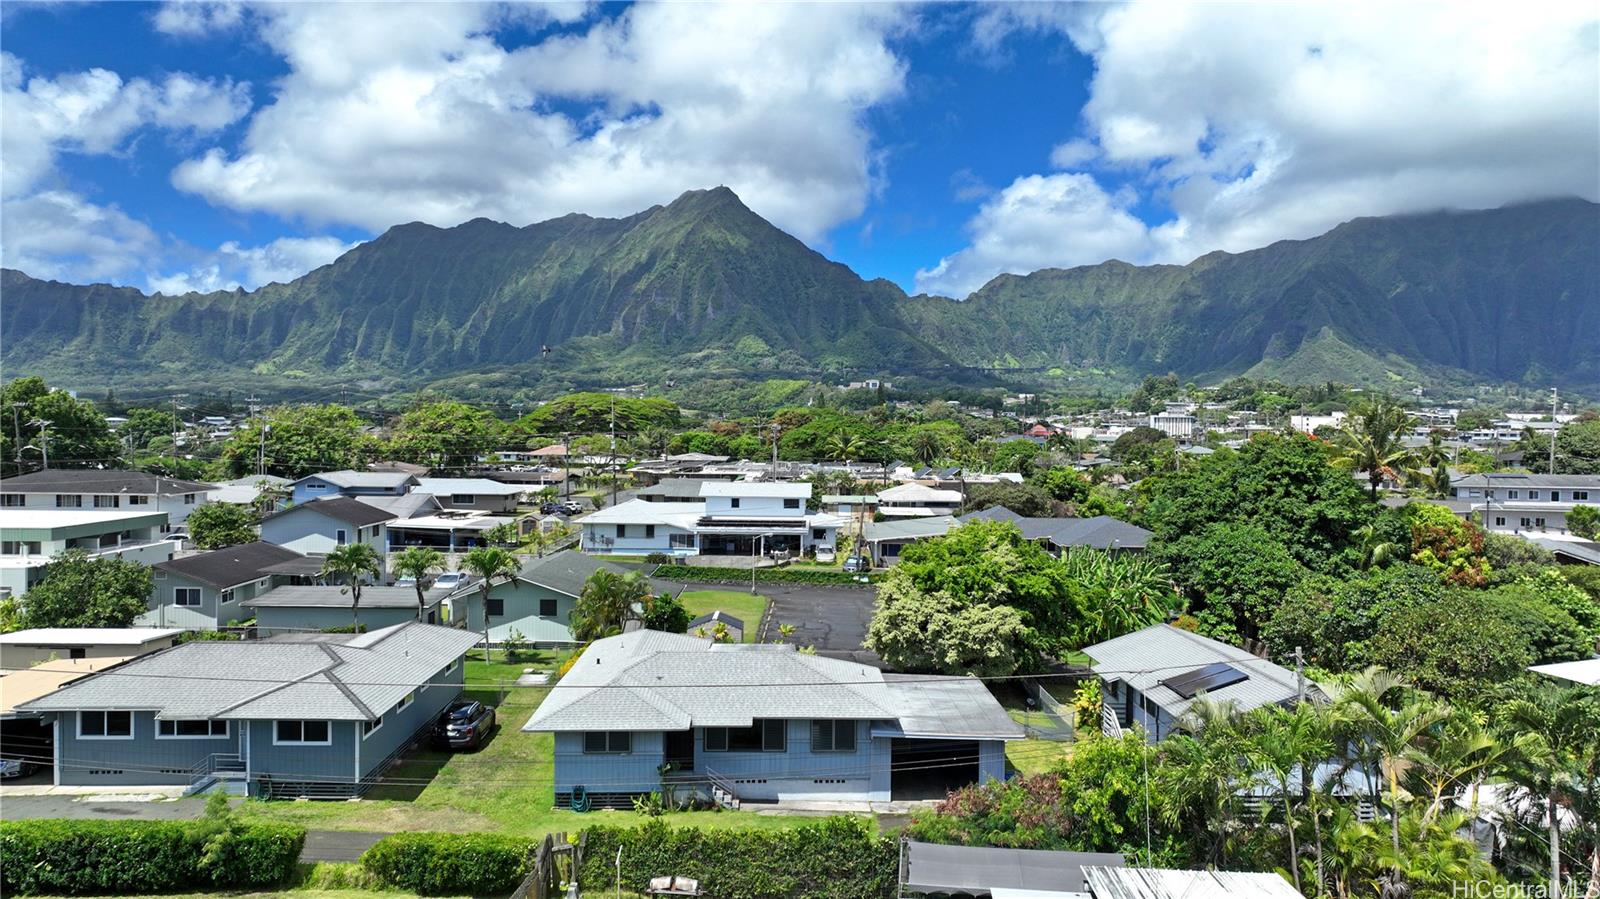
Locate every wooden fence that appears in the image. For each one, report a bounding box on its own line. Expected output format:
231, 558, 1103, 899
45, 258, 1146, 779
510, 831, 585, 899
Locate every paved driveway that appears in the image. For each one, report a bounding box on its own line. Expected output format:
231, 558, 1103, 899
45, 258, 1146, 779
754, 583, 879, 663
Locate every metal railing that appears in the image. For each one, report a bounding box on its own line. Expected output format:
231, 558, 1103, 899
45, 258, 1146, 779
1101, 703, 1123, 738
703, 767, 741, 810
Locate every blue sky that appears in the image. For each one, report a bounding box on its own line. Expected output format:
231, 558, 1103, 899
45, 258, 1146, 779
3, 2, 1596, 297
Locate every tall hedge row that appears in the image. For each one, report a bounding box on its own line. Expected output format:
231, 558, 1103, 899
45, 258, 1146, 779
360, 831, 533, 895
579, 817, 896, 899
652, 564, 875, 586
0, 818, 304, 895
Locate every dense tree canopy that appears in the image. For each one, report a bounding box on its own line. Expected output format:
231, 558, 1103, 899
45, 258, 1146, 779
19, 551, 153, 629
1156, 522, 1309, 642
186, 502, 257, 550
218, 404, 375, 478
516, 392, 679, 436
387, 400, 505, 473
0, 377, 121, 475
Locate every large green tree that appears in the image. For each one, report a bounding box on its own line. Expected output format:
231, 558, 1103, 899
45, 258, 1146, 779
571, 569, 652, 642
19, 550, 153, 628
218, 405, 375, 478
185, 502, 257, 550
1157, 522, 1309, 642
387, 400, 505, 474
1136, 433, 1373, 572
516, 392, 679, 437
0, 377, 121, 475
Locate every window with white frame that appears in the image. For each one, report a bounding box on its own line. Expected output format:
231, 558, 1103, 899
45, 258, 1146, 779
175, 587, 202, 607
0, 494, 21, 507
183, 494, 197, 505
275, 720, 331, 744
1529, 490, 1541, 500
704, 720, 785, 752
157, 719, 228, 738
362, 716, 383, 738
56, 495, 83, 508
1508, 490, 1520, 499
219, 588, 234, 604
397, 692, 414, 712
93, 495, 120, 508
128, 495, 149, 506
80, 710, 133, 739
336, 529, 348, 545
1576, 491, 1591, 501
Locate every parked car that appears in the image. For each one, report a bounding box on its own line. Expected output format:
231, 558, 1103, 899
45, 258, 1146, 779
432, 699, 496, 750
0, 757, 38, 779
539, 501, 562, 515
815, 546, 837, 563
842, 555, 869, 573
432, 572, 471, 591
559, 500, 585, 515
394, 576, 418, 588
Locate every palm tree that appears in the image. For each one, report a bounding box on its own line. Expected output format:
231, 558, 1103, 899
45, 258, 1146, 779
1161, 698, 1253, 866
460, 546, 521, 662
908, 429, 943, 465
825, 430, 865, 463
391, 546, 445, 622
1353, 522, 1403, 570
1330, 397, 1420, 497
1248, 703, 1334, 894
319, 543, 382, 630
571, 569, 652, 642
1498, 685, 1600, 899
1330, 666, 1449, 858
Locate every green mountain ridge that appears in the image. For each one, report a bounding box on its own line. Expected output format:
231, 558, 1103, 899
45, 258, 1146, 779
3, 189, 1596, 396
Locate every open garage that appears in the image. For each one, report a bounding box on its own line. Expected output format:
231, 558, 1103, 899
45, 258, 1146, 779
891, 738, 979, 800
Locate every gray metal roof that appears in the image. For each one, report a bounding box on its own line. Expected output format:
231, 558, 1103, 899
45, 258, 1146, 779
415, 478, 524, 496
523, 630, 1022, 740
638, 479, 721, 499
1081, 866, 1303, 899
293, 470, 418, 489
1082, 624, 1309, 720
957, 509, 1152, 550
901, 842, 1124, 896
1452, 473, 1600, 488
1529, 538, 1600, 566
0, 469, 214, 495
863, 515, 957, 543
359, 492, 441, 519
265, 496, 395, 527
18, 622, 480, 721
518, 550, 629, 598
688, 610, 744, 630
242, 585, 446, 609
155, 541, 306, 590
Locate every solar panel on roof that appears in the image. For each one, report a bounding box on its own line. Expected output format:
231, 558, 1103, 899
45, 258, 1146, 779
1160, 661, 1248, 699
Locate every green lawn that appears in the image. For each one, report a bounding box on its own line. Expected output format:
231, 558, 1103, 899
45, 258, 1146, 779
677, 590, 769, 643
1006, 737, 1075, 776
233, 646, 810, 837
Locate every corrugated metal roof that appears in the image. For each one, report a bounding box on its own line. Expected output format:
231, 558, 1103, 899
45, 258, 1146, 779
1081, 866, 1302, 899
0, 470, 215, 495
416, 478, 524, 496
863, 516, 957, 543
293, 471, 417, 489
524, 630, 1023, 740
18, 622, 479, 721
879, 483, 963, 503
0, 628, 183, 646
901, 842, 1124, 895
1082, 624, 1306, 720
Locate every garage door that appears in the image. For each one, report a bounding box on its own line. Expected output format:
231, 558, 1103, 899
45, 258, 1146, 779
891, 738, 979, 800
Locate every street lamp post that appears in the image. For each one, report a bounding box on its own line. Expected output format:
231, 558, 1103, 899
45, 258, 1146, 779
751, 531, 777, 595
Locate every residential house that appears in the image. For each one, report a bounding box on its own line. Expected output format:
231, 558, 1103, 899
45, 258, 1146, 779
387, 512, 513, 553
1083, 624, 1314, 742
450, 550, 627, 647
288, 471, 419, 506
0, 509, 175, 598
260, 497, 393, 556
820, 494, 878, 517
1080, 866, 1306, 899
17, 621, 480, 797
1450, 473, 1600, 535
243, 585, 447, 633
143, 541, 310, 629
875, 483, 962, 518
686, 610, 744, 642
0, 470, 214, 531
862, 516, 958, 564
580, 482, 839, 558
959, 507, 1153, 553
523, 630, 1022, 807
414, 478, 524, 514
0, 628, 183, 670
206, 475, 292, 510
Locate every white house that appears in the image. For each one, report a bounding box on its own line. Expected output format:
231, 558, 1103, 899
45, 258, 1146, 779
580, 481, 840, 558
0, 509, 175, 598
1450, 473, 1599, 535
875, 483, 962, 518
0, 470, 214, 531
288, 471, 418, 506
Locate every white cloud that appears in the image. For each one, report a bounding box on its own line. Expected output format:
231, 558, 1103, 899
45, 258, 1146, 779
170, 2, 908, 242
0, 52, 252, 283
914, 173, 1150, 297
147, 235, 359, 294
933, 1, 1600, 295
152, 1, 244, 38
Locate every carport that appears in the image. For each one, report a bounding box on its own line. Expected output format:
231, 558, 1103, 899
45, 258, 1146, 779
897, 840, 1126, 897
889, 738, 979, 800
1, 655, 140, 785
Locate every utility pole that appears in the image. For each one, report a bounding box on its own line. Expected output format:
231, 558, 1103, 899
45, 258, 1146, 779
9, 402, 26, 464
1294, 646, 1305, 703
769, 423, 780, 480
609, 395, 618, 509
28, 419, 50, 469
1549, 387, 1559, 474
170, 393, 187, 452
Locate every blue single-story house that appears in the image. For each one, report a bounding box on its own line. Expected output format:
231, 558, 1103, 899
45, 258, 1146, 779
261, 497, 394, 556
449, 550, 629, 648
16, 622, 480, 797
1083, 624, 1317, 742
524, 630, 1023, 808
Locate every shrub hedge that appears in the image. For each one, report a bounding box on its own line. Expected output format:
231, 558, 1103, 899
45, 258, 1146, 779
651, 564, 875, 586
360, 831, 533, 895
579, 817, 896, 899
0, 818, 304, 895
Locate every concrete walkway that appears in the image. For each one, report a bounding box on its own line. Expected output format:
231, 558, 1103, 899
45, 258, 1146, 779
0, 794, 389, 863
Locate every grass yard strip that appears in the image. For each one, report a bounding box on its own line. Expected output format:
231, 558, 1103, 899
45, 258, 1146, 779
1006, 737, 1076, 776
677, 590, 769, 643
